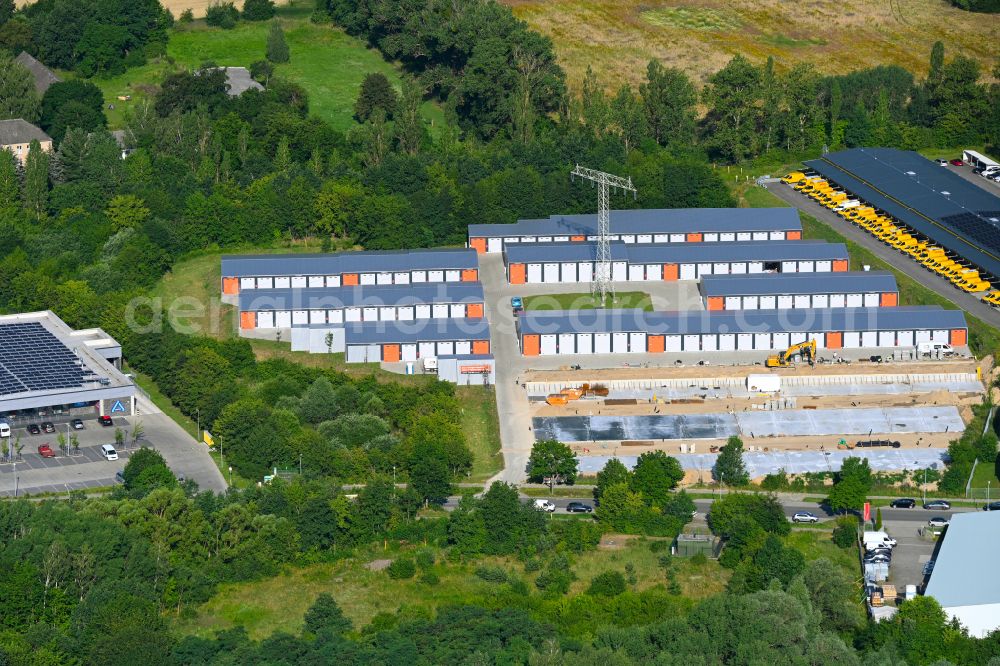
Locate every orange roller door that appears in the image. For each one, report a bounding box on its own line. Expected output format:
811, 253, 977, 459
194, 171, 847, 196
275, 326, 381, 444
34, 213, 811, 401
383, 344, 401, 362
523, 334, 540, 356
472, 340, 490, 354
470, 238, 487, 253
571, 235, 586, 242
786, 231, 801, 240
832, 260, 848, 272
223, 277, 239, 295
826, 332, 843, 349
879, 292, 898, 307
239, 312, 256, 330
647, 335, 665, 353
342, 273, 359, 286
706, 297, 724, 311
462, 269, 479, 282
509, 263, 526, 285
467, 303, 484, 318
950, 329, 967, 346
663, 264, 679, 281
686, 233, 703, 242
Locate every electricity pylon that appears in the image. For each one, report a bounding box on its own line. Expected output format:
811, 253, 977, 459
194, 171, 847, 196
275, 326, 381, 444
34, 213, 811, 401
570, 165, 636, 305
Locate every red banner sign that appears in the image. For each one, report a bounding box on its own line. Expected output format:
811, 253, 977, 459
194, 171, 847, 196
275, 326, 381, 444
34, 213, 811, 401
459, 365, 491, 374
863, 502, 871, 522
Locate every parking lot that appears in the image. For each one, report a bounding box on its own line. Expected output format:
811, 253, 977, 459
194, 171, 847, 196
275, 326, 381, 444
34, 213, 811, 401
0, 395, 227, 496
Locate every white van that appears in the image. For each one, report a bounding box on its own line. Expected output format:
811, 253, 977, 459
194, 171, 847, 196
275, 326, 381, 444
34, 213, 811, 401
533, 499, 556, 512
0, 421, 10, 438
916, 342, 954, 356
100, 444, 119, 461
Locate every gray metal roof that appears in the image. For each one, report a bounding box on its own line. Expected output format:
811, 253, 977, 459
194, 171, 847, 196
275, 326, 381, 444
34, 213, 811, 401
518, 306, 966, 336
0, 119, 51, 145
504, 240, 848, 265
239, 283, 484, 311
700, 271, 897, 297
15, 51, 60, 94
805, 148, 1000, 278
221, 67, 264, 96
469, 207, 802, 238
342, 318, 491, 344
222, 248, 479, 277
924, 511, 1000, 609
503, 242, 630, 263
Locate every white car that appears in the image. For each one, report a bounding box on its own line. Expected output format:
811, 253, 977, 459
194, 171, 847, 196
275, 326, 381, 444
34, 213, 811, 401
928, 516, 949, 528
533, 499, 556, 512
791, 511, 819, 523
100, 444, 119, 461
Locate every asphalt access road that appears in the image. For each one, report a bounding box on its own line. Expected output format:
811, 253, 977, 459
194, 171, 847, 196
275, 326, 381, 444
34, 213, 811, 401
764, 182, 1000, 330
443, 495, 984, 522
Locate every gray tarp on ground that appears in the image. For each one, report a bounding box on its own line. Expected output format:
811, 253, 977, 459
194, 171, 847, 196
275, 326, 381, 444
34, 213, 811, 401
575, 448, 948, 476
533, 406, 964, 442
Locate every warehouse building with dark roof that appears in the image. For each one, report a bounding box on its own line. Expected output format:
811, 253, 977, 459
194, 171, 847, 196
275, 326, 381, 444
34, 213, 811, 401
805, 148, 1000, 279
291, 318, 492, 363
237, 283, 485, 330
503, 241, 849, 284
699, 271, 899, 311
221, 248, 480, 296
469, 207, 802, 253
516, 306, 967, 356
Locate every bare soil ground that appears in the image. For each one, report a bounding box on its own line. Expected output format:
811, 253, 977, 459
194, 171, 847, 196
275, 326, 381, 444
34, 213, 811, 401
504, 0, 999, 90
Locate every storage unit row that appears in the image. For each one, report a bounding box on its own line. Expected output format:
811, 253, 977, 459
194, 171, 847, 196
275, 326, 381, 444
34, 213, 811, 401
517, 307, 967, 356
699, 272, 899, 311
221, 248, 479, 295
290, 319, 492, 363
504, 241, 849, 284
237, 284, 485, 330
469, 207, 802, 254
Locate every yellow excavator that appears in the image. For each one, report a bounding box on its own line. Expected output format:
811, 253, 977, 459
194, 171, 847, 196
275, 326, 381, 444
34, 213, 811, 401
766, 339, 817, 368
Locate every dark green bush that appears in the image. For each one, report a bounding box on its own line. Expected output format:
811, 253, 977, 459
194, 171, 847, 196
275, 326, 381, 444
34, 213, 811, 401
415, 549, 435, 570
206, 2, 240, 29
474, 565, 508, 583
832, 517, 858, 549
387, 558, 416, 579
587, 570, 627, 597
419, 571, 439, 586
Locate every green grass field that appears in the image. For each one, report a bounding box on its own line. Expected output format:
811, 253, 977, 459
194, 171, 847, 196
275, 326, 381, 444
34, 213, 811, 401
523, 291, 653, 311
96, 1, 444, 132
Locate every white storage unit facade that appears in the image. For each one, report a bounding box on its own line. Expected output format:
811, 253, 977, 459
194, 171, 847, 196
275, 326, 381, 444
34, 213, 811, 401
519, 307, 968, 356
700, 272, 899, 311
469, 207, 803, 254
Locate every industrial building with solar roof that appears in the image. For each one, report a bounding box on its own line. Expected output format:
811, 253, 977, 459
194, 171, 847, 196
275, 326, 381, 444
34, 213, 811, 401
805, 148, 1000, 279
0, 311, 136, 422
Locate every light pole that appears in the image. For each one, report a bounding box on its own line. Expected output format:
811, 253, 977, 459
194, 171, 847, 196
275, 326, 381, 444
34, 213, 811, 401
923, 468, 927, 504
298, 453, 302, 476
228, 465, 232, 486
12, 461, 17, 498
195, 408, 201, 441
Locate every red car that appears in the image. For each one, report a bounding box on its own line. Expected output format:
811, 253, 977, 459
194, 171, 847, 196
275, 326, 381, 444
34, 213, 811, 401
37, 444, 56, 458
950, 158, 964, 166
98, 415, 114, 427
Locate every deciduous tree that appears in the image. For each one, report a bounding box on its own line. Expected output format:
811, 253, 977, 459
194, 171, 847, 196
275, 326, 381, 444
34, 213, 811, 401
527, 439, 578, 488
713, 436, 749, 486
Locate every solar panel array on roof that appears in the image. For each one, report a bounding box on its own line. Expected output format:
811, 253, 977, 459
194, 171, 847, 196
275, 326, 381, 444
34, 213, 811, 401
222, 248, 478, 278
805, 148, 1000, 277
0, 322, 90, 396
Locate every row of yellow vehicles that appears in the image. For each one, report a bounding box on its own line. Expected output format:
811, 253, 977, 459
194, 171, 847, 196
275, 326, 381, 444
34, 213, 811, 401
781, 171, 1000, 304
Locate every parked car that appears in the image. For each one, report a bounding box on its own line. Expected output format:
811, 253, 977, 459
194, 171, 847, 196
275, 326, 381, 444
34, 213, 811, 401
983, 501, 1000, 511
792, 511, 819, 523
114, 471, 125, 484
26, 423, 41, 435
98, 415, 114, 427
923, 500, 951, 510
890, 498, 916, 508
533, 499, 556, 512
100, 444, 119, 461
70, 418, 84, 430
864, 553, 891, 564
867, 547, 893, 558
923, 560, 935, 575
950, 158, 964, 166
41, 421, 55, 433
37, 444, 56, 458
935, 158, 948, 166
927, 516, 950, 528
566, 501, 593, 513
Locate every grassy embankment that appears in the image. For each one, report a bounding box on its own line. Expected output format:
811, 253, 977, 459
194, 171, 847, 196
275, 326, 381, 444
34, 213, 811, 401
523, 291, 654, 311
96, 1, 444, 132
506, 0, 998, 91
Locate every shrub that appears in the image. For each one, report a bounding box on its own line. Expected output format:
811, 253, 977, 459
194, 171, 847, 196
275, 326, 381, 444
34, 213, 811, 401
507, 578, 530, 596
179, 9, 194, 23
419, 571, 439, 586
761, 469, 789, 491
474, 565, 508, 583
206, 2, 240, 29
415, 549, 435, 570
587, 570, 627, 596
690, 552, 708, 566
832, 516, 858, 549
242, 0, 276, 21
387, 558, 416, 579
649, 540, 670, 553
523, 558, 541, 573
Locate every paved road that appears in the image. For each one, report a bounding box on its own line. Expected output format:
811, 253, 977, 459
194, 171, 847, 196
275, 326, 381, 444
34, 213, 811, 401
765, 182, 1000, 329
